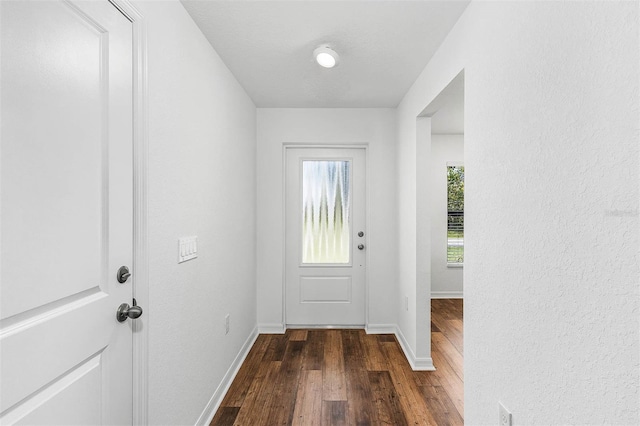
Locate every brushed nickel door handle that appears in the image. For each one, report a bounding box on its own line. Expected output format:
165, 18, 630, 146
116, 299, 143, 322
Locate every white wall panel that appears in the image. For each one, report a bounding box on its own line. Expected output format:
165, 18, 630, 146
131, 2, 257, 424
397, 1, 639, 423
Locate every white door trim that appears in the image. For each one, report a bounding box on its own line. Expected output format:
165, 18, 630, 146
282, 143, 370, 330
108, 1, 148, 424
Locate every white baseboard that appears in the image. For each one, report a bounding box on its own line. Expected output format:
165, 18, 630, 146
431, 291, 463, 299
196, 327, 259, 426
257, 323, 286, 334
394, 326, 435, 371
365, 324, 397, 334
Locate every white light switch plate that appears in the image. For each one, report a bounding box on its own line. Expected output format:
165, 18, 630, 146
178, 236, 198, 263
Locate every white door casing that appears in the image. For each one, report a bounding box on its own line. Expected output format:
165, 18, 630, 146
285, 147, 366, 326
1, 1, 134, 424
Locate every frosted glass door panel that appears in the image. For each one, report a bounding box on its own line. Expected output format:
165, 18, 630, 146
302, 161, 351, 264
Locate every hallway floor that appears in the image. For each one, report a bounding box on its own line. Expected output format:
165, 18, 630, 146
211, 299, 463, 425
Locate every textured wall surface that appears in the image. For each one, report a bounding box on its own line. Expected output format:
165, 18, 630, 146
430, 135, 464, 296
398, 1, 639, 423
134, 1, 257, 424
256, 109, 397, 329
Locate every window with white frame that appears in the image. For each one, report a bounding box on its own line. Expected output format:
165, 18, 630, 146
447, 165, 464, 265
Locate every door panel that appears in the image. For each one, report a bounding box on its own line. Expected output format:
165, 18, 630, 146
1, 1, 134, 424
0, 296, 111, 412
285, 148, 366, 326
300, 276, 352, 303
1, 0, 107, 319
3, 351, 103, 425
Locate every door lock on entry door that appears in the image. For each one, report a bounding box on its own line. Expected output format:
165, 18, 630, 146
117, 266, 131, 283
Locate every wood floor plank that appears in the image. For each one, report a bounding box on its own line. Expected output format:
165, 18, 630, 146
291, 370, 323, 426
431, 332, 463, 381
432, 301, 463, 356
264, 341, 305, 425
420, 385, 463, 426
450, 299, 463, 317
382, 341, 439, 425
322, 330, 347, 401
288, 329, 309, 341
412, 369, 441, 388
222, 335, 271, 407
430, 346, 463, 417
321, 401, 347, 426
342, 330, 379, 425
209, 407, 240, 426
434, 299, 462, 320
377, 335, 396, 343
262, 333, 290, 362
443, 319, 463, 354
229, 361, 282, 426
302, 330, 324, 371
430, 312, 451, 339
447, 317, 463, 336
360, 332, 388, 371
369, 371, 408, 426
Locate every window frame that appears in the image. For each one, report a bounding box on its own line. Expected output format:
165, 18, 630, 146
446, 163, 464, 268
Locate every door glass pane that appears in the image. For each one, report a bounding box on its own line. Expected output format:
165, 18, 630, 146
302, 160, 350, 264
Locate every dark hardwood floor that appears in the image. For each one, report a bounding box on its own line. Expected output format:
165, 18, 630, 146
211, 299, 463, 425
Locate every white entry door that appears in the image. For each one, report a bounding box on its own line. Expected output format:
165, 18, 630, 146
285, 148, 366, 326
1, 1, 135, 424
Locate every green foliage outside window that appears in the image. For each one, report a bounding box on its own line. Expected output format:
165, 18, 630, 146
447, 166, 464, 263
447, 166, 464, 213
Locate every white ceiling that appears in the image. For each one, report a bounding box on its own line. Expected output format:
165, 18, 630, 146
181, 0, 470, 108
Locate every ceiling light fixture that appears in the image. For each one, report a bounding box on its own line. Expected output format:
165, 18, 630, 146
313, 45, 339, 68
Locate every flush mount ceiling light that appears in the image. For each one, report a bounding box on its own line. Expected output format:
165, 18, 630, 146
313, 45, 339, 68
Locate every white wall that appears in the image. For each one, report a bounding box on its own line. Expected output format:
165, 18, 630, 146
398, 1, 638, 423
430, 135, 463, 297
133, 2, 257, 424
256, 109, 397, 331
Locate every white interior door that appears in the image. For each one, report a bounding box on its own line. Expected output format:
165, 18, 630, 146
285, 148, 366, 326
1, 1, 134, 424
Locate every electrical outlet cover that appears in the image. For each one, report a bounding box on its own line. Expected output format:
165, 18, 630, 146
499, 402, 512, 426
